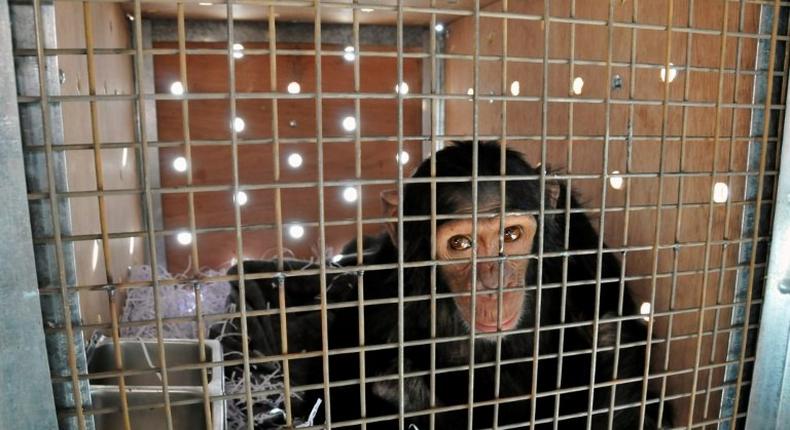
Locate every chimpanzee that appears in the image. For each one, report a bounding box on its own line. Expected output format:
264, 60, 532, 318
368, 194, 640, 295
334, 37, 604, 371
222, 141, 668, 429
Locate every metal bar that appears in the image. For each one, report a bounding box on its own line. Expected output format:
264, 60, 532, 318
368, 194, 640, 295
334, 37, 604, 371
221, 0, 256, 427
657, 0, 695, 421
395, 1, 407, 428
35, 240, 773, 284
81, 3, 132, 428
105, 288, 131, 429
0, 0, 58, 426
558, 0, 579, 425
18, 133, 782, 154
351, 3, 366, 427
24, 209, 779, 244
172, 4, 214, 428
428, 3, 439, 428
312, 1, 333, 426
14, 40, 790, 80
16, 46, 790, 85
494, 1, 508, 428
49, 321, 763, 385
586, 1, 615, 427
529, 1, 550, 427
21, 89, 790, 111
704, 0, 749, 421
191, 281, 213, 430
345, 1, 370, 427
27, 0, 790, 32
610, 0, 639, 424
131, 0, 175, 427
80, 293, 759, 332
22, 169, 780, 201
466, 0, 480, 428
176, 0, 199, 297
640, 0, 675, 427
20, 182, 779, 216
267, 3, 294, 427
39, 261, 770, 313
686, 1, 731, 426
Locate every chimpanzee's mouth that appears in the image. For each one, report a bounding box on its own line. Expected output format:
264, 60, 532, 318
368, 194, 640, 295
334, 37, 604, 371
473, 290, 523, 333
475, 312, 519, 333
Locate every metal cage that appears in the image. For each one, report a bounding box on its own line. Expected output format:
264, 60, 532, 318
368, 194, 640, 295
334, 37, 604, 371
1, 0, 789, 429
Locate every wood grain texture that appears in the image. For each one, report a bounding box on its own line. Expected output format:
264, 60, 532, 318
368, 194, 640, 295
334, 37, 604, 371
55, 1, 144, 326
154, 42, 423, 272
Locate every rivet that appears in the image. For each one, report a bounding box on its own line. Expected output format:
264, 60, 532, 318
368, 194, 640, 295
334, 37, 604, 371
612, 74, 623, 90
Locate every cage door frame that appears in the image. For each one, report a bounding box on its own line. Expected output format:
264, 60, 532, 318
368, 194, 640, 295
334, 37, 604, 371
0, 0, 58, 428
745, 82, 790, 429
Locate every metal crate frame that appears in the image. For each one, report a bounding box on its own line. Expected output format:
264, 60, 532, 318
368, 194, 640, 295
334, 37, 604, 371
0, 0, 789, 429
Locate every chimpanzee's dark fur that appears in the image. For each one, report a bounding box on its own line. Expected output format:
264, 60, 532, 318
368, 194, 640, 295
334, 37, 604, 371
221, 142, 668, 429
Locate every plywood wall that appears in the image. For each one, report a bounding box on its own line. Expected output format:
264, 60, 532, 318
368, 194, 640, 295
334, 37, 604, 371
55, 2, 144, 326
154, 42, 423, 273
445, 0, 760, 426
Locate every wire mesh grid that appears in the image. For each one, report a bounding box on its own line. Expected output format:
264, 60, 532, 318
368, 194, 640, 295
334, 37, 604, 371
8, 0, 789, 429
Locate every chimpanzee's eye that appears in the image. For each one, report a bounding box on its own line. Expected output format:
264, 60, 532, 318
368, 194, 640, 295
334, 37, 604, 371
504, 226, 523, 242
448, 235, 473, 251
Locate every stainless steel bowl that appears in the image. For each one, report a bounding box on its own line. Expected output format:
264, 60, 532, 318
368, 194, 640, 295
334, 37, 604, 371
88, 337, 225, 430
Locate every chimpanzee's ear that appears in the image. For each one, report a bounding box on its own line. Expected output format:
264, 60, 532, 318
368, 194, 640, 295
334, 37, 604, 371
380, 189, 399, 245
546, 180, 562, 209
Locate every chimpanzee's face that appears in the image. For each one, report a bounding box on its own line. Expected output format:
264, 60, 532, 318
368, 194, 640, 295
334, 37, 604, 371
436, 207, 536, 334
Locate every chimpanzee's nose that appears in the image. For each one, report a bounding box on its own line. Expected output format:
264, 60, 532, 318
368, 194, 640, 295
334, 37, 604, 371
477, 261, 500, 290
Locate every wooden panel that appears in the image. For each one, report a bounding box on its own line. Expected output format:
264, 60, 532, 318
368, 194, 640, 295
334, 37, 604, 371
155, 42, 423, 272
444, 0, 759, 426
55, 1, 144, 326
